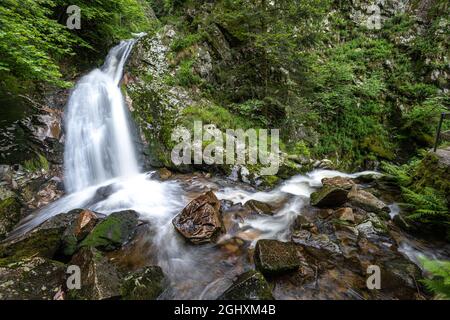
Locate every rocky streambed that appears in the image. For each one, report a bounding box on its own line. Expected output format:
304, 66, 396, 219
1, 169, 447, 300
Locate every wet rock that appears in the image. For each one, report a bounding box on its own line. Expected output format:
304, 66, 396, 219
0, 196, 22, 239
80, 210, 139, 252
356, 213, 388, 238
292, 215, 316, 232
153, 168, 172, 181
381, 258, 423, 299
61, 209, 98, 256
67, 246, 120, 300
292, 231, 342, 256
244, 200, 275, 216
218, 270, 273, 300
172, 191, 224, 244
348, 186, 389, 217
254, 240, 302, 276
91, 184, 119, 203
322, 176, 355, 190
121, 266, 165, 300
336, 207, 355, 223
310, 185, 349, 208
0, 257, 65, 300
0, 211, 82, 265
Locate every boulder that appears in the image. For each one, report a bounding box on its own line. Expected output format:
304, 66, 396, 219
67, 246, 120, 300
254, 240, 302, 276
172, 191, 224, 244
0, 211, 82, 265
348, 186, 389, 216
218, 270, 273, 300
381, 258, 423, 299
0, 257, 65, 300
80, 210, 139, 251
322, 176, 355, 190
121, 266, 165, 300
61, 209, 98, 256
292, 215, 316, 232
310, 185, 349, 208
244, 200, 275, 216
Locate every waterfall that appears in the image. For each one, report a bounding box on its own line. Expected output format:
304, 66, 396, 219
63, 40, 140, 193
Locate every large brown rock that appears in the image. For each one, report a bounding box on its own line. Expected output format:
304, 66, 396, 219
172, 191, 224, 244
310, 185, 349, 208
322, 176, 355, 190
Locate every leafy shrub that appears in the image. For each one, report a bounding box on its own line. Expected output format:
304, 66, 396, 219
421, 258, 450, 300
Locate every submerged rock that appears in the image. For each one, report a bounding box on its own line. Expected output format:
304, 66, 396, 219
218, 270, 273, 300
172, 191, 224, 244
67, 246, 120, 300
244, 200, 275, 216
310, 185, 348, 208
254, 239, 302, 276
0, 257, 65, 300
80, 210, 139, 251
121, 266, 165, 300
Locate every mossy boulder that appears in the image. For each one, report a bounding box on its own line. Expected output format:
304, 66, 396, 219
218, 270, 273, 300
121, 266, 165, 300
80, 210, 139, 251
0, 196, 22, 239
0, 211, 82, 266
310, 185, 349, 208
0, 257, 65, 300
254, 239, 302, 276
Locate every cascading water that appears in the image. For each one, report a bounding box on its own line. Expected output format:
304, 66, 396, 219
7, 40, 441, 300
64, 40, 139, 193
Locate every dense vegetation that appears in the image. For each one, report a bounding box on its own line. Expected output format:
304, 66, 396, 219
0, 0, 151, 88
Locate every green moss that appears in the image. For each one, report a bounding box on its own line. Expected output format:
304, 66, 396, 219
0, 228, 62, 267
79, 211, 138, 251
23, 154, 49, 173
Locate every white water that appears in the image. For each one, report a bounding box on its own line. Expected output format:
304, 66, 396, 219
63, 40, 139, 193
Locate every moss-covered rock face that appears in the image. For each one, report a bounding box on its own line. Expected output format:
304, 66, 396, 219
121, 266, 165, 300
218, 270, 273, 300
0, 196, 22, 239
80, 210, 139, 251
254, 240, 302, 276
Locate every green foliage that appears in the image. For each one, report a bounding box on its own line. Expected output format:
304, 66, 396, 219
402, 187, 449, 225
175, 59, 202, 87
421, 258, 450, 300
381, 160, 420, 186
0, 0, 151, 87
0, 0, 79, 86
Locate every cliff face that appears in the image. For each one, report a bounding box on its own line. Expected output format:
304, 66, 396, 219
123, 0, 449, 179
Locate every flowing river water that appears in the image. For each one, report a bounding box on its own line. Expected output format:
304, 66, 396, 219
8, 41, 449, 299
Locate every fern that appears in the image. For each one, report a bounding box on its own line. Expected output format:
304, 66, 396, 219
381, 160, 419, 186
402, 187, 449, 224
420, 258, 450, 300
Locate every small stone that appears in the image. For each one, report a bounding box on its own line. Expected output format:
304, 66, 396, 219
218, 270, 273, 300
254, 240, 301, 276
336, 207, 355, 223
